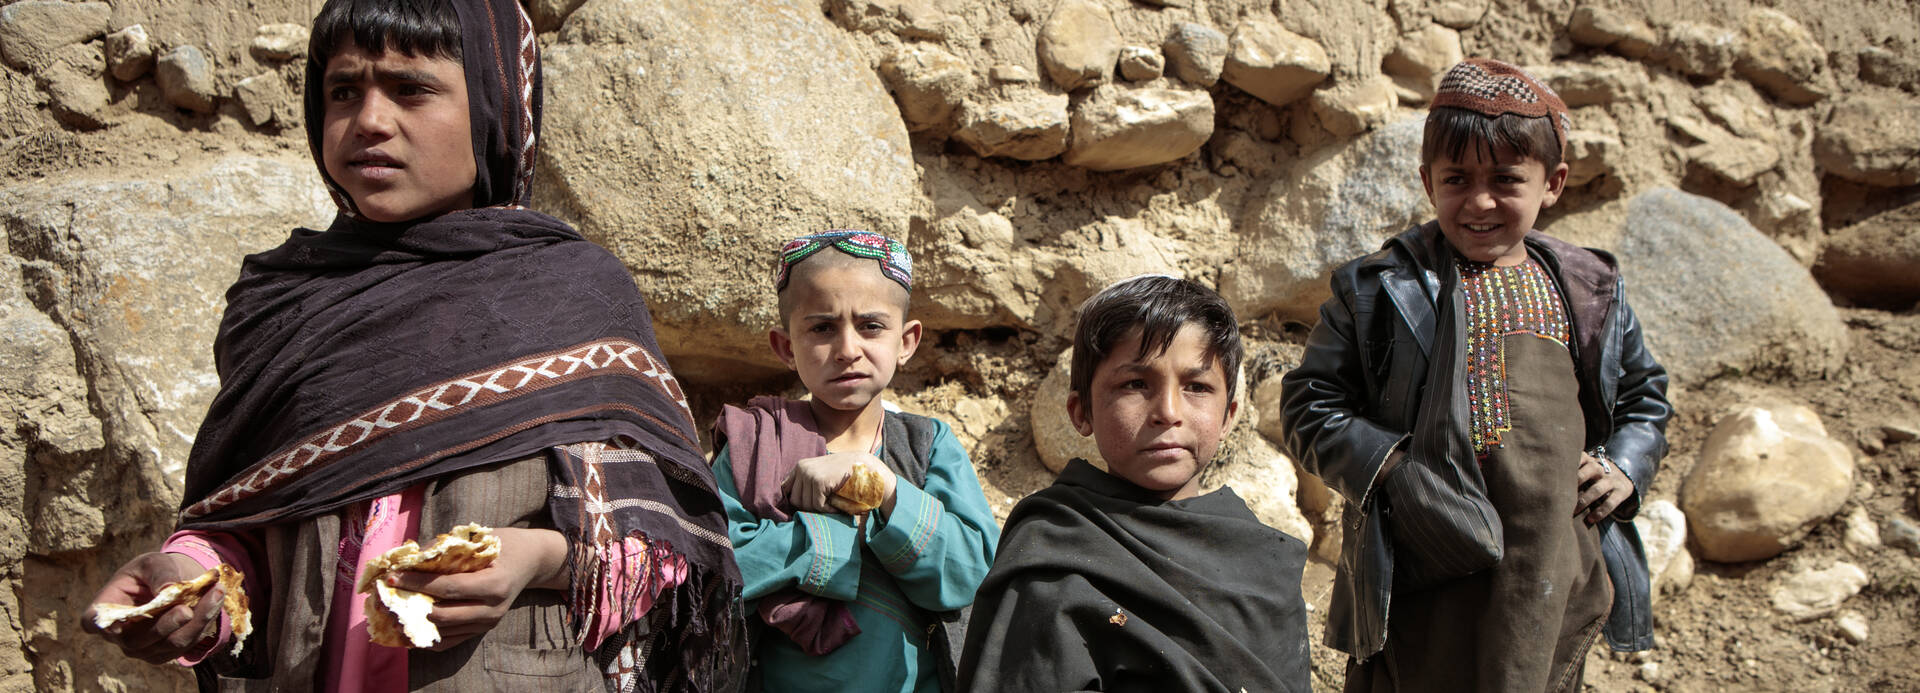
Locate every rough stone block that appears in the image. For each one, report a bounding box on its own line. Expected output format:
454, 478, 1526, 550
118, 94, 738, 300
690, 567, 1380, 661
1063, 85, 1213, 171
156, 45, 217, 114
104, 24, 153, 82
953, 90, 1070, 160
1222, 19, 1330, 107
250, 23, 309, 62
1311, 76, 1397, 137
1735, 9, 1832, 105
0, 1, 110, 71
1814, 94, 1920, 187
1118, 46, 1164, 82
1164, 22, 1227, 87
1661, 21, 1741, 79
880, 43, 974, 133
1568, 6, 1658, 58
1037, 0, 1119, 91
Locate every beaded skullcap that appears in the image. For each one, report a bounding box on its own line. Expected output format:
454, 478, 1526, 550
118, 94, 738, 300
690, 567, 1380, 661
1430, 58, 1571, 156
774, 230, 913, 292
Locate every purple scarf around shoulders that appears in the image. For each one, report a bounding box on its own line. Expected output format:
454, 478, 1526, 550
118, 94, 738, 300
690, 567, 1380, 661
714, 396, 863, 656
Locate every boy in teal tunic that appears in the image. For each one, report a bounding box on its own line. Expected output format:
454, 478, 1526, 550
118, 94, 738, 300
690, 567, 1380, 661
712, 231, 998, 693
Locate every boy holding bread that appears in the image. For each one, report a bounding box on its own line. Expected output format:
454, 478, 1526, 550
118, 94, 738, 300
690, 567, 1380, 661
713, 231, 998, 693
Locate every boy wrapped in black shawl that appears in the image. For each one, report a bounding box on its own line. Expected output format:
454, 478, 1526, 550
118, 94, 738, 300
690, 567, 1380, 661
958, 459, 1311, 693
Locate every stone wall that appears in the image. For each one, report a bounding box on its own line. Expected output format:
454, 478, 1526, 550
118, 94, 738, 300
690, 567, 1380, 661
2, 0, 1917, 689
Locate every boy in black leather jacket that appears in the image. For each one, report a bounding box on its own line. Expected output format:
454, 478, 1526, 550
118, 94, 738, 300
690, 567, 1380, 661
1279, 58, 1672, 693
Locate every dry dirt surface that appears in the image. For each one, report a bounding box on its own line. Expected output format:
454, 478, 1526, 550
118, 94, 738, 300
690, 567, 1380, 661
1568, 309, 1920, 693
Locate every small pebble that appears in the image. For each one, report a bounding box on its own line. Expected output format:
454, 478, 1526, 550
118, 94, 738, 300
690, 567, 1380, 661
1887, 516, 1920, 557
1836, 610, 1869, 644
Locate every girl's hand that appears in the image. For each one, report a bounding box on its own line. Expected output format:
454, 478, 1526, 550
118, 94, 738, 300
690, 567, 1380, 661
387, 526, 569, 650
1575, 453, 1635, 526
82, 552, 226, 664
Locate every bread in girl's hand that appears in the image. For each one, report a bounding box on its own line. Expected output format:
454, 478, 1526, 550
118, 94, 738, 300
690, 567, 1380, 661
91, 563, 253, 657
357, 523, 500, 648
829, 463, 887, 514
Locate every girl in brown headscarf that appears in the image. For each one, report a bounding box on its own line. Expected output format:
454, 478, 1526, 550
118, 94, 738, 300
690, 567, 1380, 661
82, 1, 744, 690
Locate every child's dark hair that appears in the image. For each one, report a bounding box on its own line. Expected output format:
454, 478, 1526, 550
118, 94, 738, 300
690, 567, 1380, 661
1070, 275, 1243, 406
309, 0, 463, 68
1422, 106, 1562, 170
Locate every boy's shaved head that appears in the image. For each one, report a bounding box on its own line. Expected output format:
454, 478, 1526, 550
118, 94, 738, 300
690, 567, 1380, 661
777, 251, 910, 323
310, 0, 463, 68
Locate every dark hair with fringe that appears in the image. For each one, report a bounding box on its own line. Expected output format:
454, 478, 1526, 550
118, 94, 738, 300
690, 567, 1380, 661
309, 0, 463, 69
1070, 275, 1243, 408
1422, 106, 1563, 171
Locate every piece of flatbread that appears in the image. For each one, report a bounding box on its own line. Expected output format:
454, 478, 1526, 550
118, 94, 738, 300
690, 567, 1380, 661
829, 463, 888, 514
357, 523, 500, 648
91, 564, 253, 657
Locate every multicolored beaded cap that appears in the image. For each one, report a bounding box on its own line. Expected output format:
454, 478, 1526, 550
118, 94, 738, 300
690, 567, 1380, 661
774, 230, 913, 292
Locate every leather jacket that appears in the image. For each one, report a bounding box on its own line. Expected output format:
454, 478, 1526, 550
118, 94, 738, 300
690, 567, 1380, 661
1280, 223, 1673, 659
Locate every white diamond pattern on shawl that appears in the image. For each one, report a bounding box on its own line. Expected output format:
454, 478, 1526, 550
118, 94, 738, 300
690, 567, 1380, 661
182, 339, 690, 520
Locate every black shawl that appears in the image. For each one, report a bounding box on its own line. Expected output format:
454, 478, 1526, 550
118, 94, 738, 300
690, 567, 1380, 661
176, 0, 742, 689
958, 459, 1312, 693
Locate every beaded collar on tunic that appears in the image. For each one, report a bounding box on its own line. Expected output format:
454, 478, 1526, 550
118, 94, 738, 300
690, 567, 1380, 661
1457, 257, 1572, 456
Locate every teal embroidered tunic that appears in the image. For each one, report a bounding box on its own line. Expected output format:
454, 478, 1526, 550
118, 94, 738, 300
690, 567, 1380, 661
715, 418, 999, 693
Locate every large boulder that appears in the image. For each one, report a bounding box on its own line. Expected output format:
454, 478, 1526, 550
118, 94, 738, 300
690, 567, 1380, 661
1614, 188, 1848, 381
1814, 94, 1920, 188
542, 0, 921, 380
1, 251, 103, 693
1201, 430, 1314, 547
1813, 200, 1920, 308
1220, 115, 1429, 320
1, 155, 330, 479
1, 154, 330, 693
1681, 401, 1856, 562
1062, 85, 1214, 171
1222, 19, 1329, 108
1032, 348, 1101, 474
1250, 373, 1331, 515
